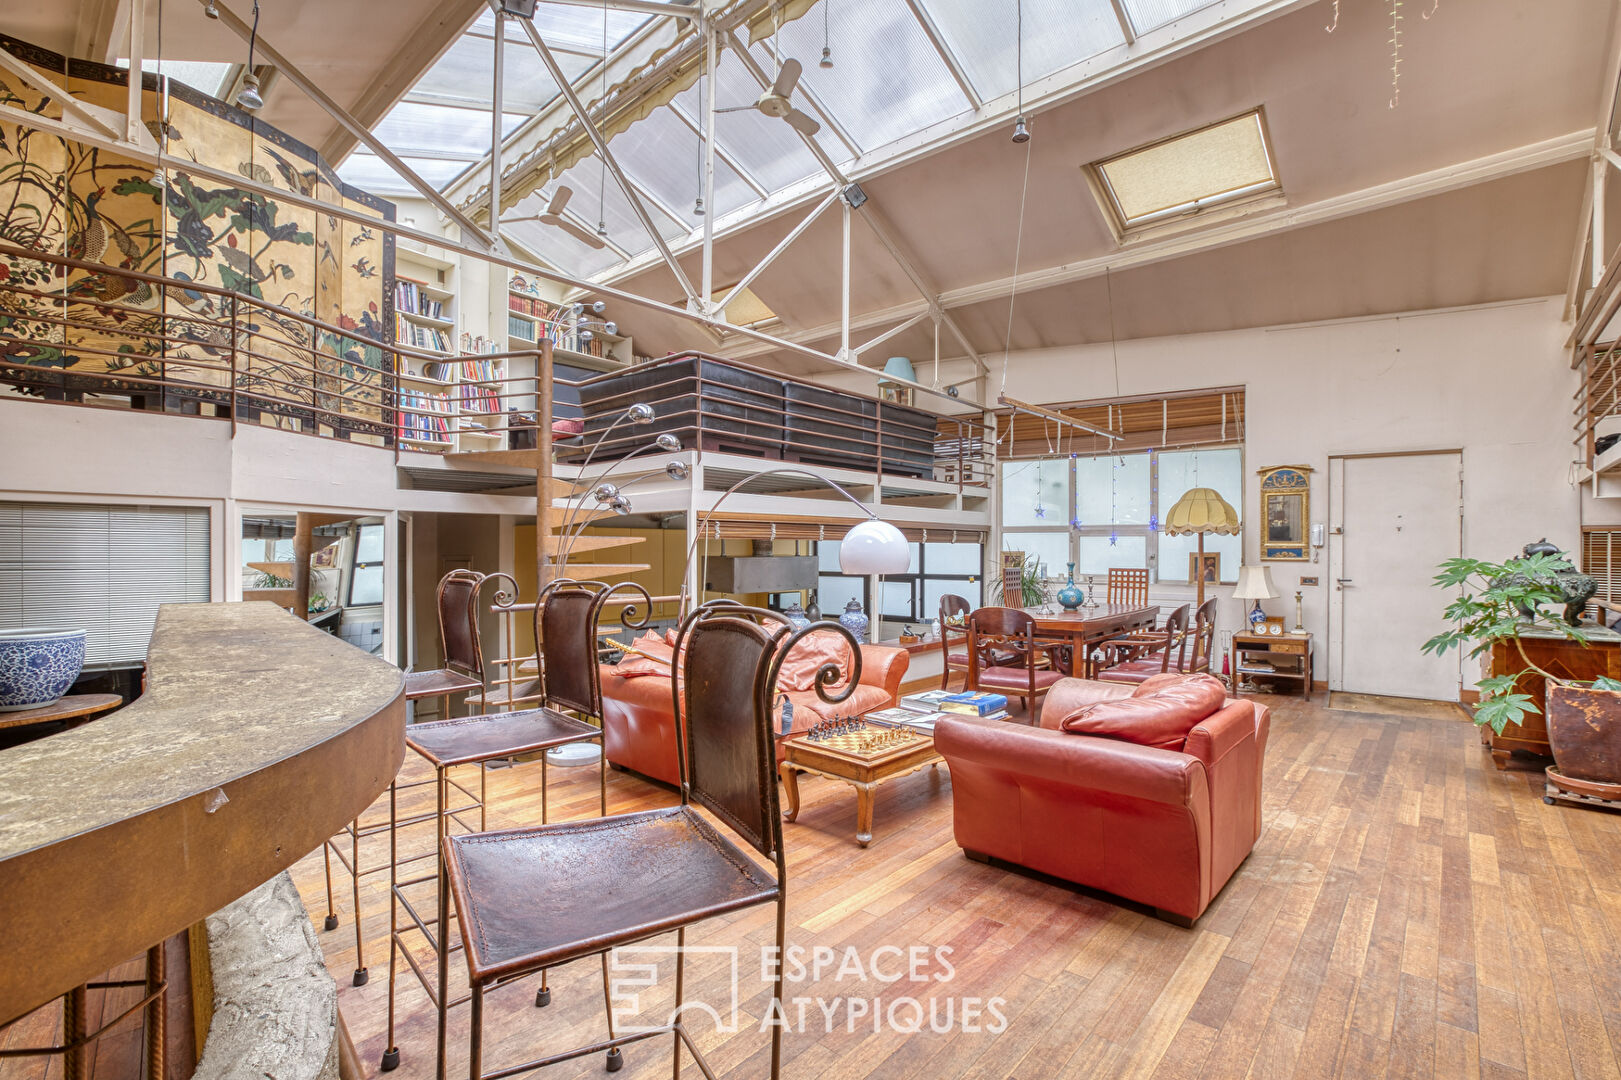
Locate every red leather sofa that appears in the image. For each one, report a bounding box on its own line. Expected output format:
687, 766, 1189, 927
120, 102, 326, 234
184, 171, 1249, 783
598, 643, 910, 786
934, 675, 1269, 925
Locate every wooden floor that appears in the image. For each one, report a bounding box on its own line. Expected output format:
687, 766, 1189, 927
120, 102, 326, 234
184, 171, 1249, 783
16, 690, 1617, 1080
285, 692, 1621, 1080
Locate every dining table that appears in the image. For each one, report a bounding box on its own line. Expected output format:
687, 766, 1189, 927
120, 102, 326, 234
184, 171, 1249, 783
1021, 604, 1160, 677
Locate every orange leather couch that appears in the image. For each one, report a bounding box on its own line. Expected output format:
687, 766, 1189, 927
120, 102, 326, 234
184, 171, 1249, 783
934, 676, 1269, 924
599, 644, 910, 786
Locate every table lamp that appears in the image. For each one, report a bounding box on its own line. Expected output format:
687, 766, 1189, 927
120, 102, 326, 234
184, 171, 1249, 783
1163, 487, 1242, 608
1233, 565, 1280, 630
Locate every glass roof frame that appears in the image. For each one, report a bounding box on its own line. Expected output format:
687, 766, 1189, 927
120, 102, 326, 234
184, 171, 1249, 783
345, 0, 1264, 277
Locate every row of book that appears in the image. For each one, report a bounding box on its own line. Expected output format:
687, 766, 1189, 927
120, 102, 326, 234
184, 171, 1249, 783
395, 280, 445, 320
458, 383, 502, 414
508, 294, 559, 321
396, 322, 452, 353
397, 389, 451, 442
460, 333, 502, 355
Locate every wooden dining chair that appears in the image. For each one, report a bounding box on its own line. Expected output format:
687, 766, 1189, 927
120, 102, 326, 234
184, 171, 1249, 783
1106, 567, 1150, 608
1096, 603, 1193, 685
966, 607, 1066, 714
939, 593, 972, 690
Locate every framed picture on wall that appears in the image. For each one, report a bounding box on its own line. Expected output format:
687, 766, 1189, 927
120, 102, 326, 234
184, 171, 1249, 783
1258, 465, 1313, 560
1188, 552, 1221, 585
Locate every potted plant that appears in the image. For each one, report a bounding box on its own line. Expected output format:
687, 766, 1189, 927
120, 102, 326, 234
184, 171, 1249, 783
995, 550, 1047, 608
1423, 549, 1621, 799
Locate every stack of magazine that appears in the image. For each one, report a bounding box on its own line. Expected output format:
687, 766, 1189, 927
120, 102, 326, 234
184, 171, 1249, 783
868, 689, 1011, 734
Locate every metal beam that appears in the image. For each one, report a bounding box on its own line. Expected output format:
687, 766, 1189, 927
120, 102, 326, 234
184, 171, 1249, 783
853, 311, 930, 358
731, 128, 1595, 362
901, 0, 982, 111
856, 200, 986, 371
125, 0, 145, 144
0, 45, 123, 141
701, 20, 718, 310
490, 6, 506, 246
752, 36, 862, 159
517, 16, 700, 302
199, 0, 494, 249
999, 394, 1122, 442
1106, 0, 1139, 45
535, 0, 699, 18
724, 30, 847, 184
667, 100, 767, 197
723, 185, 841, 311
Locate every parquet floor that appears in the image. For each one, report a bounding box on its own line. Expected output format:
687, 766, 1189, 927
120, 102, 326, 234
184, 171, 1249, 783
286, 693, 1621, 1080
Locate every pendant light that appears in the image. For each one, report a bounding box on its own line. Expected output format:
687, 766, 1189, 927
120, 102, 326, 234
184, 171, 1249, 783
1010, 0, 1029, 143
819, 0, 834, 68
234, 0, 263, 112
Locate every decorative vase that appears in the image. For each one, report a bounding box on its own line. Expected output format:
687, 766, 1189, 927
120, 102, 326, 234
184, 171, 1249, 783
0, 628, 87, 711
839, 598, 869, 644
782, 601, 811, 631
1056, 563, 1084, 612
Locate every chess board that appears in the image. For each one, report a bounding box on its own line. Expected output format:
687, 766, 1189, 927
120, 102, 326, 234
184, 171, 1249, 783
786, 719, 933, 766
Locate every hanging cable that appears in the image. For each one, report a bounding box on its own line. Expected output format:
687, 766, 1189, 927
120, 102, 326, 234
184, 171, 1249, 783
235, 0, 264, 110
694, 27, 705, 217
596, 0, 609, 236
820, 0, 834, 68
152, 0, 167, 187
1104, 266, 1122, 398
998, 133, 1033, 395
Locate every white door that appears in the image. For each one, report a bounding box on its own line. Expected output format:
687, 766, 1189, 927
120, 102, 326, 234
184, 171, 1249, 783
1330, 452, 1462, 700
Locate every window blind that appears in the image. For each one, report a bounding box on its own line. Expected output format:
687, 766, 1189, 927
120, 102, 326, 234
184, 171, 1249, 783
0, 502, 212, 668
1582, 529, 1621, 604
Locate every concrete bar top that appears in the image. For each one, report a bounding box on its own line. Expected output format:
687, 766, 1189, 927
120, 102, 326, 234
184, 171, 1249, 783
0, 602, 405, 1025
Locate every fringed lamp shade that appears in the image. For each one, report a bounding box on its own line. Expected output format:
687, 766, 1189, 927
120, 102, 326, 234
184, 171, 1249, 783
1163, 488, 1242, 535
1164, 487, 1242, 607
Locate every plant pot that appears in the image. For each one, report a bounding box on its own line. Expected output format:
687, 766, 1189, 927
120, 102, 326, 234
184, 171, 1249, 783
0, 628, 88, 712
1545, 683, 1621, 784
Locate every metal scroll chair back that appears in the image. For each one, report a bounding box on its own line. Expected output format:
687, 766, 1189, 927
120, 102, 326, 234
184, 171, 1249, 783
534, 578, 652, 718
438, 569, 487, 679
1107, 567, 1150, 608
670, 601, 863, 861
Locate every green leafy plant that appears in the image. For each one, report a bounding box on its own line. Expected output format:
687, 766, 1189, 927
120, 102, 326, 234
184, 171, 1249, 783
1422, 553, 1621, 734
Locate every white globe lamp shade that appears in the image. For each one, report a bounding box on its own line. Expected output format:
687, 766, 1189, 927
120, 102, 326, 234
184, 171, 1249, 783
840, 519, 910, 575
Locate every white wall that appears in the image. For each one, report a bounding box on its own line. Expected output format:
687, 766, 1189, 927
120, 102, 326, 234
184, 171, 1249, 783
845, 297, 1579, 682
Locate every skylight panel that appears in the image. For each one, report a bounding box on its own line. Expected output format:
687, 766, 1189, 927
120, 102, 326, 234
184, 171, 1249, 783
119, 59, 232, 99
670, 51, 827, 194
336, 154, 473, 197
476, 4, 650, 55
372, 102, 525, 161
1120, 0, 1223, 34
612, 108, 758, 222
504, 217, 627, 279
1090, 110, 1279, 230
914, 0, 1125, 101
753, 0, 971, 153
408, 34, 582, 113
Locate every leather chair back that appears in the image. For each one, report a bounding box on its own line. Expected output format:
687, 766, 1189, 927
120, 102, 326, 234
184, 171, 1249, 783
673, 602, 862, 863
438, 569, 487, 679
537, 578, 652, 720
1161, 603, 1193, 672
939, 593, 971, 665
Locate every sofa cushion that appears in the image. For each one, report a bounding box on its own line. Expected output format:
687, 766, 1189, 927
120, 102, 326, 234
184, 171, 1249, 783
1133, 671, 1193, 697
611, 632, 675, 678
787, 682, 893, 722
1059, 672, 1226, 750
776, 630, 856, 692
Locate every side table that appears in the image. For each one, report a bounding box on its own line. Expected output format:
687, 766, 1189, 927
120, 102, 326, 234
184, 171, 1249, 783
1230, 632, 1314, 698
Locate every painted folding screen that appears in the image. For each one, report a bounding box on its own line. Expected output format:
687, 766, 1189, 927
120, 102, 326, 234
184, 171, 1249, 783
0, 34, 396, 443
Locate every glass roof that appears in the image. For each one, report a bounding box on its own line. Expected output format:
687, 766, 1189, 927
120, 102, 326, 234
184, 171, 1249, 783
345, 0, 1266, 277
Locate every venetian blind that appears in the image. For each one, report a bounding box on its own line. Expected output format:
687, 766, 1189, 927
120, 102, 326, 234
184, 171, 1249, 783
690, 518, 985, 544
1582, 529, 1621, 605
0, 502, 212, 668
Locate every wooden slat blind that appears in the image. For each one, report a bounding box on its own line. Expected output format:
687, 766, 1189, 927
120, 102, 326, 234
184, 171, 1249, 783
691, 517, 985, 544
1582, 528, 1621, 603
996, 387, 1245, 457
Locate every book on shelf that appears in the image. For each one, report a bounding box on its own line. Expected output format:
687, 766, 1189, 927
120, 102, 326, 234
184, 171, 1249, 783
457, 358, 503, 383
394, 280, 445, 320
396, 388, 452, 442
507, 313, 537, 341
457, 382, 501, 414
395, 321, 452, 352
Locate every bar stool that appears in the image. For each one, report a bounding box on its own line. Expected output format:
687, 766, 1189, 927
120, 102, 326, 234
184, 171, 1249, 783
441, 601, 857, 1080
381, 578, 653, 1077
319, 569, 499, 987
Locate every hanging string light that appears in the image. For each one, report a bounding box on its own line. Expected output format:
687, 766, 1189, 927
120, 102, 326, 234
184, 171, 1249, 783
1387, 0, 1404, 108
820, 0, 834, 68
596, 0, 609, 237
1033, 457, 1046, 519
1011, 0, 1030, 143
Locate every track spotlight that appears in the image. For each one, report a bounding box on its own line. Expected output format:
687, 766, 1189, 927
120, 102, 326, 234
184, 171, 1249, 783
820, 46, 833, 69
204, 0, 220, 16
236, 73, 264, 112
693, 196, 705, 217
1011, 116, 1030, 144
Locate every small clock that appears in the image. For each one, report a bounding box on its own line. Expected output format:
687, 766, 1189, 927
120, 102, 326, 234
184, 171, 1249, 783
1268, 623, 1283, 636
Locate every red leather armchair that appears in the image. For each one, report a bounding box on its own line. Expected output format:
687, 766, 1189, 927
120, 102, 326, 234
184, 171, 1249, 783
599, 644, 911, 786
934, 676, 1269, 924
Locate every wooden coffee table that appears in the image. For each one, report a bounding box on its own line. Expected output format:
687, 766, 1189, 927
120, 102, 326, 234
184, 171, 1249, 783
778, 722, 943, 848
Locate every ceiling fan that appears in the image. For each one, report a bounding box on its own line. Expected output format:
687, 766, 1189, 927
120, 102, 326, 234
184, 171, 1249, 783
501, 186, 606, 249
716, 57, 821, 136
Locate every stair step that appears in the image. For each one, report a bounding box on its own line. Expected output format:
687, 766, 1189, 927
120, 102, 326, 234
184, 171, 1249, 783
246, 561, 294, 578
554, 563, 650, 579
541, 534, 644, 555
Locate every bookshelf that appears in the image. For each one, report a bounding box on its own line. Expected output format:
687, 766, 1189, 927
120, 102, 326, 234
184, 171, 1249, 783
507, 274, 633, 369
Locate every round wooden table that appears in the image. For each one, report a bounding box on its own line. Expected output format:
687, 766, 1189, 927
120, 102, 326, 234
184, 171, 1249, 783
0, 693, 122, 734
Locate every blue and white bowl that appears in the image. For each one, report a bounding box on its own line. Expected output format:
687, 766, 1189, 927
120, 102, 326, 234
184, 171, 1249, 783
0, 628, 88, 712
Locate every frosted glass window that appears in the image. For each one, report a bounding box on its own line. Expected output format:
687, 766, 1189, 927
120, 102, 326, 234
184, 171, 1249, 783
613, 108, 758, 221
1075, 535, 1147, 576
350, 565, 385, 606
355, 523, 385, 563
1158, 531, 1241, 585
818, 540, 842, 571
752, 0, 972, 153
504, 219, 625, 279
1001, 460, 1069, 527
923, 577, 979, 618
475, 6, 651, 53
924, 542, 980, 575
1121, 0, 1221, 33
881, 580, 915, 617
1095, 111, 1278, 228
1075, 454, 1150, 526
915, 0, 1124, 100
816, 573, 863, 614
670, 51, 826, 193
1002, 532, 1069, 581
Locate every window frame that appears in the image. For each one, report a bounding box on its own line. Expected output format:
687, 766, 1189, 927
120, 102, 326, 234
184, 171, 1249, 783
816, 539, 984, 627
348, 523, 386, 607
1000, 445, 1244, 585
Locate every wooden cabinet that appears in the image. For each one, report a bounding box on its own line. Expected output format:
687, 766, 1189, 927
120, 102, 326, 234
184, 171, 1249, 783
1231, 631, 1314, 698
1484, 625, 1621, 769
